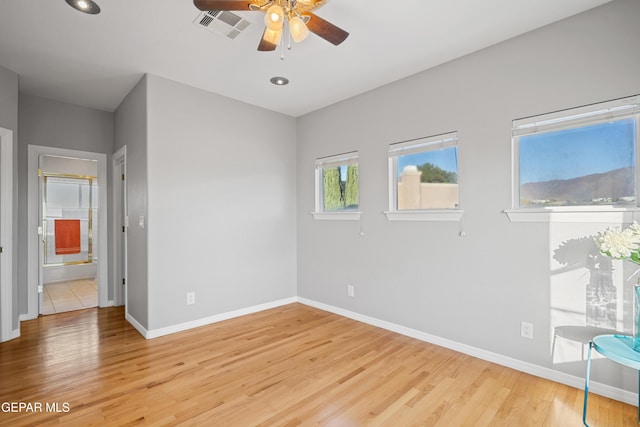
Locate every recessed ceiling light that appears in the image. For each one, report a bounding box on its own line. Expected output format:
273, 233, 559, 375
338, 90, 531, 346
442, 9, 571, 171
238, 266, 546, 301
270, 76, 289, 86
65, 0, 101, 14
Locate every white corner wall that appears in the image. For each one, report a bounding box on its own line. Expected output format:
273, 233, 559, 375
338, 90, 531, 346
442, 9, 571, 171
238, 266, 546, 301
114, 76, 149, 329
145, 75, 297, 331
296, 0, 640, 396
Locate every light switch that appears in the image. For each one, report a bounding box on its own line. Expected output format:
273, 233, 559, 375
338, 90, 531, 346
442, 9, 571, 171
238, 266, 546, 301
138, 215, 145, 228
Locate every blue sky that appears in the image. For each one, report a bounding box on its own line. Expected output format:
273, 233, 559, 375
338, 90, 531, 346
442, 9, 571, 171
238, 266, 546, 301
338, 165, 353, 181
519, 119, 636, 184
397, 147, 458, 176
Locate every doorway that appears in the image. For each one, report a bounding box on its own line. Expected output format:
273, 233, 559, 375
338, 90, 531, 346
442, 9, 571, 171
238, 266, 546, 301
26, 146, 108, 319
40, 161, 98, 315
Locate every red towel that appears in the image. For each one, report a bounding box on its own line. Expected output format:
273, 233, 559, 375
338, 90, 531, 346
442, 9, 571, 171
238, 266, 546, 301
55, 219, 81, 255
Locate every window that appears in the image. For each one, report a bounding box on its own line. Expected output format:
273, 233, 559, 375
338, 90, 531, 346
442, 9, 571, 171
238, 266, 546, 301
508, 95, 640, 222
385, 132, 462, 221
313, 151, 360, 220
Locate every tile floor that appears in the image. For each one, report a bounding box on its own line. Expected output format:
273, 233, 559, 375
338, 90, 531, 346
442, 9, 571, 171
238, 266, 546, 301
41, 279, 98, 315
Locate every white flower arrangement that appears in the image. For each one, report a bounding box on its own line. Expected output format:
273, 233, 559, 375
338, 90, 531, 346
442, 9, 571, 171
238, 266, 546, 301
595, 221, 640, 264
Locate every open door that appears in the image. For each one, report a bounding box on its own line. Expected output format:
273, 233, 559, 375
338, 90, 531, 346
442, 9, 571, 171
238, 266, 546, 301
36, 156, 44, 314
113, 146, 127, 308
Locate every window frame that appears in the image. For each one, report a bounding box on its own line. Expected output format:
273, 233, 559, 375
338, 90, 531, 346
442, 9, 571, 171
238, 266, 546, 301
506, 95, 640, 223
312, 151, 361, 221
385, 132, 463, 222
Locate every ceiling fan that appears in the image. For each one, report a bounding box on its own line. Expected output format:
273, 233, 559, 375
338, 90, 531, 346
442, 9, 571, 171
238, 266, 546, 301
193, 0, 349, 51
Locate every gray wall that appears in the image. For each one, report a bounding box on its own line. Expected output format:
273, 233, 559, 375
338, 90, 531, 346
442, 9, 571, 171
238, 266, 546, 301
18, 94, 114, 314
0, 65, 19, 331
0, 66, 18, 130
145, 74, 297, 330
114, 76, 149, 329
297, 0, 640, 394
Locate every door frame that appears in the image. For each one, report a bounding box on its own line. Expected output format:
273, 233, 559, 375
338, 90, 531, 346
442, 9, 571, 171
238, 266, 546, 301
0, 127, 16, 342
26, 145, 109, 319
112, 146, 127, 307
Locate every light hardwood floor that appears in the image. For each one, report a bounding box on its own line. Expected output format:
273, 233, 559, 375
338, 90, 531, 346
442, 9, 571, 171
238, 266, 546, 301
0, 304, 635, 426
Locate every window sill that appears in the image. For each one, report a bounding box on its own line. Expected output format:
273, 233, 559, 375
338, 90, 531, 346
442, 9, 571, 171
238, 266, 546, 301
384, 210, 463, 222
311, 211, 361, 221
504, 208, 640, 223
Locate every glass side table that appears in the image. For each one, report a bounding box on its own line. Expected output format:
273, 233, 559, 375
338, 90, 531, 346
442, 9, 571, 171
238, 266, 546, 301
583, 335, 640, 426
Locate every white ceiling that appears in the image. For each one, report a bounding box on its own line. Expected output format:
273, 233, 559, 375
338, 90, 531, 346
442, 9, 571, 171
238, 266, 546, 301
0, 0, 612, 117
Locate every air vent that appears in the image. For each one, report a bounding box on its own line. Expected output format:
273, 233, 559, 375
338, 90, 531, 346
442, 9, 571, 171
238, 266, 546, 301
194, 10, 251, 40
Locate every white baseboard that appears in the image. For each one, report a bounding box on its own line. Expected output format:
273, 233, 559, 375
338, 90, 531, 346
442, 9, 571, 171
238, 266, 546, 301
101, 300, 114, 308
0, 327, 20, 343
136, 297, 298, 340
125, 311, 148, 338
5, 327, 20, 342
298, 297, 638, 407
19, 313, 36, 321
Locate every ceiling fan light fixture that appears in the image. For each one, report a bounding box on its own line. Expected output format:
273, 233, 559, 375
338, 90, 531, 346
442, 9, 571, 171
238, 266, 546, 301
264, 4, 284, 30
263, 28, 283, 46
65, 0, 101, 14
289, 16, 309, 43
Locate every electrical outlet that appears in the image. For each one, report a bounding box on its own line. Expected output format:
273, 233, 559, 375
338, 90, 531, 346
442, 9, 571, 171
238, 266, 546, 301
521, 321, 533, 339
347, 285, 355, 297
186, 292, 195, 305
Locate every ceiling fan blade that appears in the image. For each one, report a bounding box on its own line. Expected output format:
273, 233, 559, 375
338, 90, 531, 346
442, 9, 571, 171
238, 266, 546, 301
193, 0, 253, 11
294, 0, 328, 14
304, 12, 349, 45
257, 28, 278, 51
